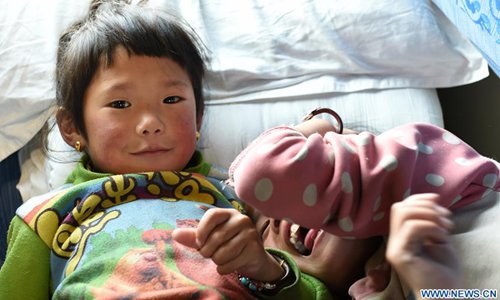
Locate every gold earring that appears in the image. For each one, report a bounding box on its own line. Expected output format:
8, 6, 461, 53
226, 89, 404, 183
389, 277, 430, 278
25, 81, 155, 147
195, 131, 201, 141
75, 141, 81, 152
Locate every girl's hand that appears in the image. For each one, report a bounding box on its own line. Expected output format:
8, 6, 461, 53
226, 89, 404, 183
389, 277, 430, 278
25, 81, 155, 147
386, 193, 460, 293
172, 208, 285, 282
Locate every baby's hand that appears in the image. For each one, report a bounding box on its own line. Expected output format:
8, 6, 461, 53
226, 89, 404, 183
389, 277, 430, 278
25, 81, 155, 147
386, 193, 460, 293
172, 208, 284, 281
293, 118, 337, 137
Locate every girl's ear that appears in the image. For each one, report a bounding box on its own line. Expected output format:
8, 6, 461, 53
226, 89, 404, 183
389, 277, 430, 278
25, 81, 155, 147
56, 107, 85, 150
196, 112, 203, 131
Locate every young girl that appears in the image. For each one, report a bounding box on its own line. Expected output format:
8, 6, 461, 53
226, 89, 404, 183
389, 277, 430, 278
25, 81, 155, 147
0, 1, 327, 299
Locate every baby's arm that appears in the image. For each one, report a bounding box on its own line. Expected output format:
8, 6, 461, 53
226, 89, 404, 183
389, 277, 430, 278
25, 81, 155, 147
386, 193, 459, 297
172, 208, 285, 282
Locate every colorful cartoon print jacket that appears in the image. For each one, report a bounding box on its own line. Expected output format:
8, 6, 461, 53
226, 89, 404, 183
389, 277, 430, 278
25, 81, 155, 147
0, 152, 332, 300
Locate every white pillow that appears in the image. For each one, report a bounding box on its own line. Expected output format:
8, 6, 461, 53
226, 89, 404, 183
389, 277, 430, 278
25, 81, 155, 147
0, 0, 488, 164
0, 0, 90, 162
168, 0, 488, 103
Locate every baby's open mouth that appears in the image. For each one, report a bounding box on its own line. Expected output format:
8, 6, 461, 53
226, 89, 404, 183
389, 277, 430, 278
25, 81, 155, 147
289, 224, 320, 256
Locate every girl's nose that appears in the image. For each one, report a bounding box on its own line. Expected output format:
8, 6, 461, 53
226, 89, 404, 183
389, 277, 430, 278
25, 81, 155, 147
137, 113, 165, 136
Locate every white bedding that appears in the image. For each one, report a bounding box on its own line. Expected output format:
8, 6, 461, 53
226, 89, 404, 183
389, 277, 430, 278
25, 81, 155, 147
199, 88, 444, 169
172, 0, 488, 104
0, 0, 489, 200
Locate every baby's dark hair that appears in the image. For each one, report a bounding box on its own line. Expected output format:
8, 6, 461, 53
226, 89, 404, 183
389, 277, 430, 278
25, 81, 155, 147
56, 0, 207, 138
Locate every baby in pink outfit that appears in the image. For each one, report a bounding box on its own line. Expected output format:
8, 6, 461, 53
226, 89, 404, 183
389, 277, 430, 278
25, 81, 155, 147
229, 118, 500, 238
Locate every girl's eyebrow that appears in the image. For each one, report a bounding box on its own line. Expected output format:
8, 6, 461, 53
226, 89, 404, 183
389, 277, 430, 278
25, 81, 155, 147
103, 79, 190, 93
162, 79, 191, 88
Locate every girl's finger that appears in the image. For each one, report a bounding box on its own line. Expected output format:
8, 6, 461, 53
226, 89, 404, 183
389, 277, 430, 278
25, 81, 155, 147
172, 228, 199, 249
199, 214, 255, 258
387, 219, 449, 263
403, 193, 441, 204
390, 203, 452, 233
196, 208, 235, 245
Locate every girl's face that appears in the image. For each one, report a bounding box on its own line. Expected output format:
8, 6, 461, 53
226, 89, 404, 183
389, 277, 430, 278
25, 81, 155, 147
79, 47, 198, 174
253, 210, 380, 296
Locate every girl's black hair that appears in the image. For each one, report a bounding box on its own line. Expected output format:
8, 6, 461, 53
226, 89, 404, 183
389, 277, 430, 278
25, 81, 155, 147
56, 0, 207, 138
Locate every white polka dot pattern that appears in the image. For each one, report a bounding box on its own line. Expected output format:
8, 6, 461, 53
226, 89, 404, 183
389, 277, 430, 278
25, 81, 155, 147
327, 149, 335, 165
483, 174, 498, 188
455, 157, 473, 166
417, 142, 433, 154
338, 217, 353, 232
341, 172, 353, 193
380, 155, 398, 171
303, 184, 317, 206
425, 174, 445, 186
450, 195, 461, 206
357, 132, 371, 146
254, 178, 273, 201
293, 144, 309, 161
442, 132, 460, 145
340, 139, 356, 154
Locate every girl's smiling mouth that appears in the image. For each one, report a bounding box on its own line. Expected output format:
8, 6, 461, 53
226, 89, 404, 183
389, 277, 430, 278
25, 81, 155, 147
132, 147, 171, 155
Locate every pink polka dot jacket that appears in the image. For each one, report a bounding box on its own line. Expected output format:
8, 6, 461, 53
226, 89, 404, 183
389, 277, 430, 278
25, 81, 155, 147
229, 123, 500, 238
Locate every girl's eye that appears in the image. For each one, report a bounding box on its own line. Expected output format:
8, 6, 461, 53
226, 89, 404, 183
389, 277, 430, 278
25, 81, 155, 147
163, 96, 181, 104
110, 100, 130, 109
